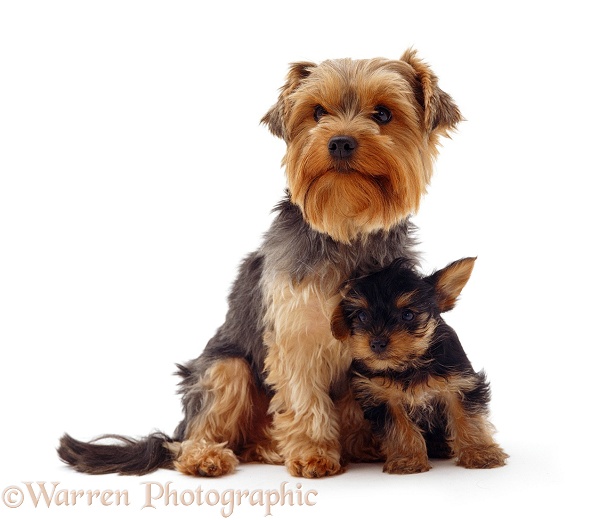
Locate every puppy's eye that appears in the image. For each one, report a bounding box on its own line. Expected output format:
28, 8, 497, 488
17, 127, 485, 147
314, 105, 328, 122
357, 311, 370, 324
401, 310, 415, 322
372, 105, 392, 125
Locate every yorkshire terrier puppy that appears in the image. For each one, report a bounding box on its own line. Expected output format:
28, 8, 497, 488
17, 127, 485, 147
58, 49, 462, 478
331, 258, 508, 474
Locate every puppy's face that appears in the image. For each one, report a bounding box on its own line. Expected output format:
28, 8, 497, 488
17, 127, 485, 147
331, 258, 475, 372
262, 50, 461, 244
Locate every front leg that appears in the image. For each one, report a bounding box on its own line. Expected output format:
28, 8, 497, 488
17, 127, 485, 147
265, 334, 345, 478
380, 401, 431, 474
261, 277, 350, 478
354, 377, 430, 474
444, 373, 508, 469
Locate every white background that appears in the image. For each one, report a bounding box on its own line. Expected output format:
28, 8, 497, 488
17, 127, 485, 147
1, 1, 589, 518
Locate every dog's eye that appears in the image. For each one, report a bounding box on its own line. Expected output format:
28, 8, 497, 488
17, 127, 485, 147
314, 105, 328, 122
357, 311, 370, 324
372, 105, 392, 125
401, 309, 415, 322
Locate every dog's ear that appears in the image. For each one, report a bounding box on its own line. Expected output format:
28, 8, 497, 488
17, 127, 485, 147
330, 303, 351, 341
400, 48, 463, 134
426, 257, 476, 313
261, 61, 316, 141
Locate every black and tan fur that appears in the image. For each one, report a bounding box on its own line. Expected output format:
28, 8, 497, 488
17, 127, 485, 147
58, 49, 462, 478
331, 258, 508, 473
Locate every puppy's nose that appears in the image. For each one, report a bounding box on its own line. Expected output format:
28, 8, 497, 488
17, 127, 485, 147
370, 338, 388, 354
328, 135, 357, 159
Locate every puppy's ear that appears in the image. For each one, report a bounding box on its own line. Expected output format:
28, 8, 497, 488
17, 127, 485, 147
261, 61, 316, 141
330, 303, 351, 341
426, 257, 476, 313
400, 48, 463, 134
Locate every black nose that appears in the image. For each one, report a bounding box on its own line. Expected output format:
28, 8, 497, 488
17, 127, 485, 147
370, 338, 388, 354
328, 135, 357, 159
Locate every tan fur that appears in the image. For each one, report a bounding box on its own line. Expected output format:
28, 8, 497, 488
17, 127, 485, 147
395, 290, 418, 308
330, 290, 369, 341
174, 358, 280, 476
432, 257, 476, 312
173, 50, 462, 478
443, 390, 507, 469
58, 50, 461, 480
382, 401, 431, 474
173, 440, 238, 477
262, 272, 351, 477
353, 374, 507, 472
330, 303, 351, 342
347, 318, 436, 372
263, 53, 461, 244
400, 49, 462, 135
256, 52, 461, 476
284, 62, 427, 244
335, 387, 382, 463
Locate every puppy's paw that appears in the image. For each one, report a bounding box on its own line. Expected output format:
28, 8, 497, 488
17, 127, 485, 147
383, 455, 431, 474
456, 444, 508, 469
286, 455, 343, 478
174, 440, 238, 477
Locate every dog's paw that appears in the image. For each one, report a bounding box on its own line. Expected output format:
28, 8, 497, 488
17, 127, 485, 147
174, 440, 238, 477
286, 455, 343, 478
383, 455, 431, 474
456, 444, 508, 469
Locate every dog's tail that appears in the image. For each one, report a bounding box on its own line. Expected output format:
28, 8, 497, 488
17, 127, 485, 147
57, 432, 176, 475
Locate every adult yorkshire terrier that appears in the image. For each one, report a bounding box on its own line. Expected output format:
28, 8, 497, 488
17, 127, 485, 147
331, 258, 508, 474
58, 49, 462, 478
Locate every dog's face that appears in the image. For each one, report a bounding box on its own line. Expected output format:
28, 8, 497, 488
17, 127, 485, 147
262, 49, 462, 244
331, 257, 475, 372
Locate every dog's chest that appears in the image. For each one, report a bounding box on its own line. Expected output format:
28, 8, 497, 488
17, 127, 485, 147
262, 271, 341, 342
356, 374, 455, 416
261, 270, 351, 382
